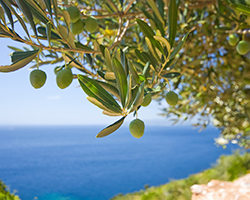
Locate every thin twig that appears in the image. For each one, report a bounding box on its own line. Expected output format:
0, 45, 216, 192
124, 0, 135, 14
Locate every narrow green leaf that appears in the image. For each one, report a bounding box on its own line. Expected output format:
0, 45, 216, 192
136, 19, 164, 54
87, 96, 119, 113
169, 31, 190, 60
154, 36, 171, 60
62, 10, 71, 29
0, 7, 5, 24
75, 42, 94, 51
15, 0, 37, 36
78, 74, 122, 113
58, 25, 68, 41
112, 57, 128, 107
11, 50, 39, 63
25, 0, 49, 24
128, 61, 140, 87
0, 50, 39, 72
128, 82, 145, 113
147, 0, 164, 25
157, 0, 164, 19
44, 0, 52, 17
145, 37, 161, 63
135, 49, 147, 63
104, 48, 112, 71
37, 26, 61, 39
102, 110, 122, 116
124, 75, 132, 108
96, 117, 125, 138
2, 0, 30, 38
97, 81, 120, 99
162, 72, 180, 78
136, 19, 155, 39
67, 31, 76, 48
168, 0, 178, 47
229, 3, 250, 15
0, 0, 13, 29
52, 0, 58, 23
7, 46, 23, 52
142, 62, 151, 77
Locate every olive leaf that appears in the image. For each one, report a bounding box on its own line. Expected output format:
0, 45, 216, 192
104, 48, 113, 71
112, 57, 128, 108
87, 96, 122, 115
24, 0, 49, 24
2, 0, 30, 38
147, 0, 164, 25
96, 81, 120, 99
0, 50, 39, 72
78, 74, 122, 113
96, 116, 126, 138
15, 0, 37, 37
154, 36, 171, 60
168, 0, 178, 47
44, 0, 52, 17
128, 82, 145, 113
162, 72, 181, 79
0, 0, 13, 29
169, 31, 191, 60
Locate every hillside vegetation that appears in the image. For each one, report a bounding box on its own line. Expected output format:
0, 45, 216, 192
111, 151, 250, 200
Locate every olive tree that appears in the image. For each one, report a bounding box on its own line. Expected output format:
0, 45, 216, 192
0, 0, 250, 147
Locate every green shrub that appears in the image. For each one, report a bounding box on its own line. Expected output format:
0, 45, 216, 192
111, 151, 250, 200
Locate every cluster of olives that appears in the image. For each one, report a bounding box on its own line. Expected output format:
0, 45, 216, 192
66, 6, 98, 34
228, 33, 250, 55
29, 67, 73, 89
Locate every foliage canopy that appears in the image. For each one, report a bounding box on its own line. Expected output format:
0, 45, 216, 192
1, 0, 250, 147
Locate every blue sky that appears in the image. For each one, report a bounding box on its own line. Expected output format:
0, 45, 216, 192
0, 38, 175, 126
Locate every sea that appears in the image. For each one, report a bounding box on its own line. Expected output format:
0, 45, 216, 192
0, 125, 238, 200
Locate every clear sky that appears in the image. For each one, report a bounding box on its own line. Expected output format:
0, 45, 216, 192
0, 37, 176, 126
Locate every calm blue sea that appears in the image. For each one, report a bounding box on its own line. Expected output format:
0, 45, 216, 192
0, 125, 237, 200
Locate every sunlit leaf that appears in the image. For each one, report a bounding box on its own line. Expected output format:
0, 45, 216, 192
78, 74, 122, 113
0, 50, 39, 72
96, 116, 126, 138
87, 96, 119, 113
128, 61, 140, 87
96, 81, 120, 99
147, 0, 164, 25
104, 48, 112, 71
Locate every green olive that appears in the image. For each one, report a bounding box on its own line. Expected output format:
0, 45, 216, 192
85, 16, 98, 33
129, 119, 145, 138
66, 6, 80, 23
70, 19, 84, 35
30, 69, 47, 89
165, 91, 179, 106
56, 68, 73, 89
236, 40, 250, 55
141, 93, 152, 107
228, 34, 239, 46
